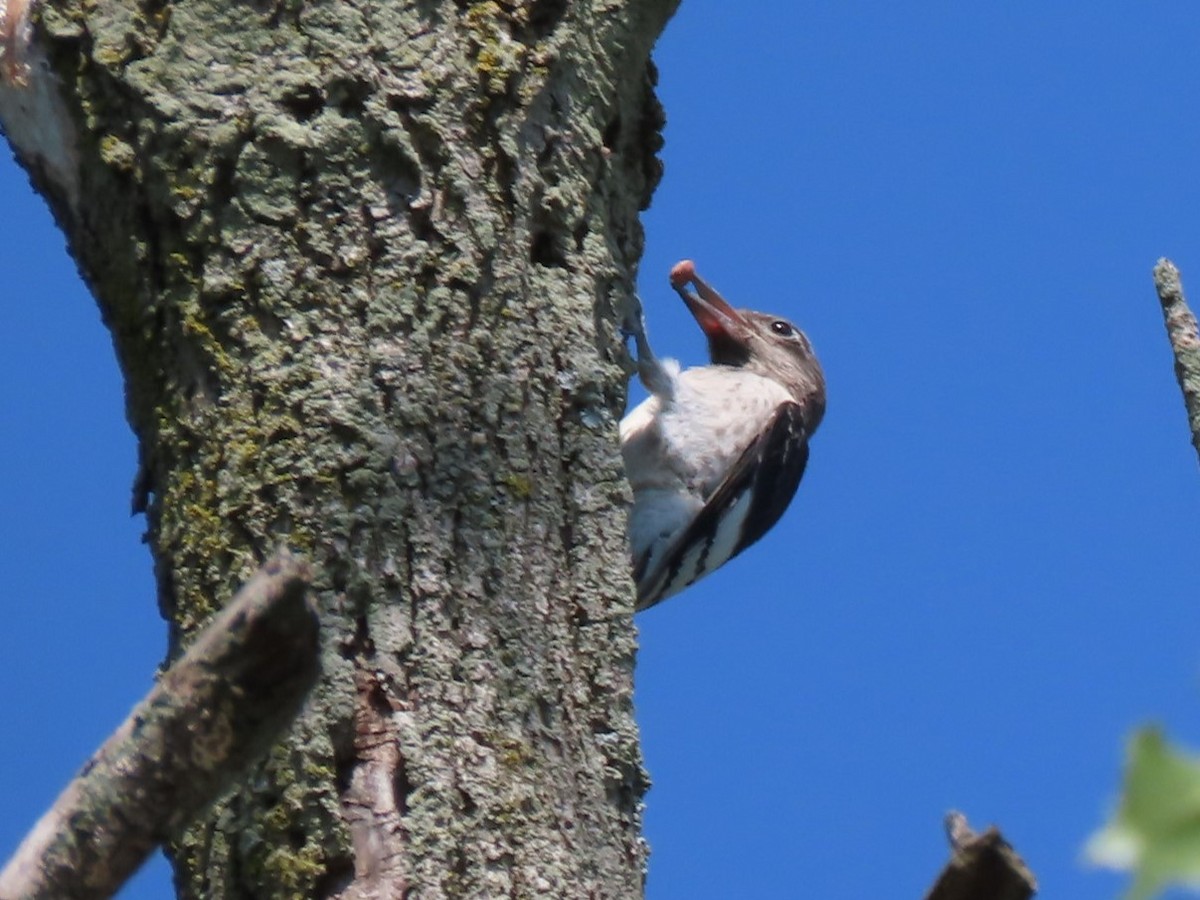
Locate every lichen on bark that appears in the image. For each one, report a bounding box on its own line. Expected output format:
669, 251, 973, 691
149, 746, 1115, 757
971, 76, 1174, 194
10, 0, 679, 894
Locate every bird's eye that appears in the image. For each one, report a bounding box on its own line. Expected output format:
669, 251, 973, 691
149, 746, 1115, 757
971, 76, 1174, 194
771, 320, 795, 337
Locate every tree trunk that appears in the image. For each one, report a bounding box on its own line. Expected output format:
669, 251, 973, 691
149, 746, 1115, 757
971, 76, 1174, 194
3, 0, 677, 894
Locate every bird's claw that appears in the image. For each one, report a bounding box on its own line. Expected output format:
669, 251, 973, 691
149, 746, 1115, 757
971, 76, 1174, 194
621, 302, 654, 363
622, 298, 674, 398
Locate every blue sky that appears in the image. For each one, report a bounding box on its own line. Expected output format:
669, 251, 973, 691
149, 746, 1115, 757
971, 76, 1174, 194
4, 3, 1200, 898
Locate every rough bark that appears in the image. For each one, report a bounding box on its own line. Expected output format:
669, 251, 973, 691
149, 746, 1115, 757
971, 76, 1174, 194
2, 0, 677, 895
1153, 258, 1200, 466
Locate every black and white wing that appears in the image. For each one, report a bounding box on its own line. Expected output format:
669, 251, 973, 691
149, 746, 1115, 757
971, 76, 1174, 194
635, 401, 811, 610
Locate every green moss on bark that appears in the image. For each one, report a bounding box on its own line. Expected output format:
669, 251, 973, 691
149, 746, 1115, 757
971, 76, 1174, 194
28, 0, 679, 894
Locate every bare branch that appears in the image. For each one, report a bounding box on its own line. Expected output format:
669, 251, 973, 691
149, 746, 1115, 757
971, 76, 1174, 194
0, 549, 319, 900
923, 812, 1037, 900
1154, 259, 1200, 465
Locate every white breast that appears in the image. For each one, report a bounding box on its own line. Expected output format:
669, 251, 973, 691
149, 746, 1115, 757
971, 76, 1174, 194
620, 365, 791, 576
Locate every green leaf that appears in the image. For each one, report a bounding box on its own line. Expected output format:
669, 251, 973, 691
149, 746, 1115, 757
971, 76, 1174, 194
1086, 727, 1200, 900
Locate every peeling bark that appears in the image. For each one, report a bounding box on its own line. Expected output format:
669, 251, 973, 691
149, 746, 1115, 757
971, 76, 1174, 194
2, 0, 678, 895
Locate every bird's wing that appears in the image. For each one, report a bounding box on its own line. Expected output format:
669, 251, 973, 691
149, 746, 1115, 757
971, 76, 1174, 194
635, 401, 811, 611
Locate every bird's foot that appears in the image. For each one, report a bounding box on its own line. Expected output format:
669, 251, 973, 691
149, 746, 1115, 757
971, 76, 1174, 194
622, 300, 674, 398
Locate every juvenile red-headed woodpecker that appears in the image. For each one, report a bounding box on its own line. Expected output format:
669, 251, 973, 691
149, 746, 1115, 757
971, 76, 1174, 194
621, 260, 826, 610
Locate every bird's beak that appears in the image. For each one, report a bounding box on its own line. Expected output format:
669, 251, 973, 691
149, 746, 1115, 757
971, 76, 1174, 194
670, 260, 751, 353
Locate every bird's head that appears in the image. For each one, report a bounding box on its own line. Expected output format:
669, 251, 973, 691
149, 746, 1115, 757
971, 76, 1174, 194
670, 259, 826, 431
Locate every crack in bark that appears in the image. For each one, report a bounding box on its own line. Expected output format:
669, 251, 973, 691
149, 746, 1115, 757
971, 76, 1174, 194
4, 0, 679, 894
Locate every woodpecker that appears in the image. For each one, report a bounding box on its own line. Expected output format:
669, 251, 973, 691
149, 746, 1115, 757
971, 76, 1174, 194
621, 260, 826, 610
